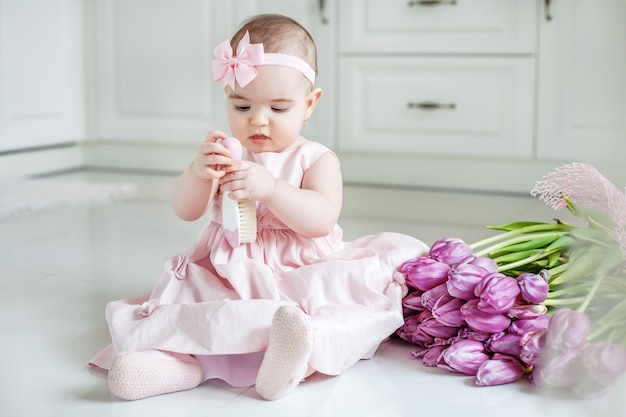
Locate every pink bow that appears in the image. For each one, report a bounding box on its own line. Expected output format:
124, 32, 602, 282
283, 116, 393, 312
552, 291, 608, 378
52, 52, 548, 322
212, 31, 264, 89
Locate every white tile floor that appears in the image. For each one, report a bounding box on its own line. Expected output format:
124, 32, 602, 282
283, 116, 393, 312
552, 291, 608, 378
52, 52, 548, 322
1, 171, 624, 417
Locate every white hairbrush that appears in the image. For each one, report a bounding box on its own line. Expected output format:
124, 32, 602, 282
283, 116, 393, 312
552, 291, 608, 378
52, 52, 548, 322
220, 137, 257, 247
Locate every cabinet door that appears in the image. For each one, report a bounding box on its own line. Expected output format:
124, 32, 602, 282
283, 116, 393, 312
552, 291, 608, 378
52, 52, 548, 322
0, 0, 85, 152
338, 57, 535, 158
94, 0, 233, 144
537, 0, 626, 162
233, 0, 336, 149
339, 0, 536, 54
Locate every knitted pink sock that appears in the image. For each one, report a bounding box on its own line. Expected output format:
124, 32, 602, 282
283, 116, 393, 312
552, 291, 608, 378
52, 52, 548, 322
108, 350, 203, 400
255, 305, 313, 400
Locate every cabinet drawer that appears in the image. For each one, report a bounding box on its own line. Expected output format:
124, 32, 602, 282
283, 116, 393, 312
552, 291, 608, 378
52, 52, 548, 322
339, 0, 537, 54
338, 57, 534, 158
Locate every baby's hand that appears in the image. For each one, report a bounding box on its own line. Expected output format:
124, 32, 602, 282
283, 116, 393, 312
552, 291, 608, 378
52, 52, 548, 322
190, 130, 235, 181
219, 162, 276, 202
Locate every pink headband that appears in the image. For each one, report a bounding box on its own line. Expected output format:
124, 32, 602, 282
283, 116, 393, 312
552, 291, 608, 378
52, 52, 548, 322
212, 31, 316, 90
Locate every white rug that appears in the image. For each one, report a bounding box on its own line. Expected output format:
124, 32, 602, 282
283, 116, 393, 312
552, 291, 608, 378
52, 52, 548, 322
0, 177, 137, 221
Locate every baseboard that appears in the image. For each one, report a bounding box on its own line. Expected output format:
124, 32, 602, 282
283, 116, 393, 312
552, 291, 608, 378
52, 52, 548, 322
0, 144, 85, 179
69, 141, 626, 194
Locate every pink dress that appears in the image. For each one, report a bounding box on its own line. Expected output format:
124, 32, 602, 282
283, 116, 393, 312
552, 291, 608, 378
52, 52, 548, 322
90, 141, 428, 386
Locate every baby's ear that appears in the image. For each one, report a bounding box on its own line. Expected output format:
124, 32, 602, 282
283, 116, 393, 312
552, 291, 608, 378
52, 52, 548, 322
305, 88, 323, 117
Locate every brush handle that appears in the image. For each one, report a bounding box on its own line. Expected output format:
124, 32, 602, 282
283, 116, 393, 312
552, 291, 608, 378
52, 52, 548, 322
220, 137, 256, 247
221, 137, 243, 162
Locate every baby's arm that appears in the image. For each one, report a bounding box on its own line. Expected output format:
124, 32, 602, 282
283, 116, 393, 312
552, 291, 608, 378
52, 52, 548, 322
269, 152, 342, 237
222, 151, 342, 237
171, 130, 235, 221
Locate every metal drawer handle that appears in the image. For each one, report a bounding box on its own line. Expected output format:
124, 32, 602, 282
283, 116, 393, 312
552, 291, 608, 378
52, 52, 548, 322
318, 0, 329, 24
408, 101, 457, 110
408, 0, 457, 6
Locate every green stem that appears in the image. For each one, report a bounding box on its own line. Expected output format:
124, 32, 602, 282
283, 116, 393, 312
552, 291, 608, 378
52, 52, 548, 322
547, 281, 593, 298
576, 271, 608, 314
587, 299, 626, 341
473, 232, 563, 258
542, 296, 588, 306
469, 224, 570, 252
497, 247, 562, 272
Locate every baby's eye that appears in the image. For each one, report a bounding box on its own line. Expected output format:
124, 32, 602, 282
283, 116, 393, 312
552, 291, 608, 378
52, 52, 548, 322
271, 107, 289, 113
235, 105, 250, 112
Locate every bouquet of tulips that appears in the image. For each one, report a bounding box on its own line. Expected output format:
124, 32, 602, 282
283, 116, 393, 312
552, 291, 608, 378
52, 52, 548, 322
396, 163, 626, 398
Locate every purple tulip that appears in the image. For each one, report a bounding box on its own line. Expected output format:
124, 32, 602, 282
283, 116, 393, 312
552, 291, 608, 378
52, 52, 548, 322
447, 263, 489, 300
508, 314, 550, 336
530, 349, 583, 388
429, 238, 474, 266
461, 299, 512, 334
422, 345, 448, 367
421, 284, 449, 310
545, 309, 591, 352
401, 256, 451, 291
476, 354, 526, 386
508, 302, 548, 319
441, 339, 490, 375
474, 272, 521, 314
519, 329, 547, 366
486, 332, 522, 356
518, 272, 550, 304
432, 294, 466, 327
402, 291, 425, 314
397, 315, 419, 343
572, 343, 626, 399
455, 327, 491, 342
461, 255, 498, 273
418, 315, 460, 339
580, 342, 626, 386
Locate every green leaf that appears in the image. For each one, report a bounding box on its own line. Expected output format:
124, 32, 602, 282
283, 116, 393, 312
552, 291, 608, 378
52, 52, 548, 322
485, 221, 550, 232
487, 233, 562, 257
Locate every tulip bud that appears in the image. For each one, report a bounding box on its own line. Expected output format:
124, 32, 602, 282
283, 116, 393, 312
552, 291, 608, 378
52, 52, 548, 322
429, 238, 474, 266
519, 329, 546, 366
580, 342, 626, 387
518, 272, 550, 304
421, 284, 449, 310
422, 345, 448, 367
545, 309, 591, 353
447, 263, 489, 300
530, 349, 583, 388
474, 272, 521, 314
508, 302, 547, 319
461, 255, 498, 273
486, 332, 522, 356
396, 315, 419, 343
461, 299, 511, 334
476, 354, 526, 386
418, 315, 461, 339
402, 291, 425, 314
441, 339, 490, 375
432, 294, 466, 327
401, 256, 451, 291
509, 314, 550, 336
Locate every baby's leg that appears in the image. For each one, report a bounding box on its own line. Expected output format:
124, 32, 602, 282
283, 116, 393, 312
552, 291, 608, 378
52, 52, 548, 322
108, 350, 203, 400
255, 305, 314, 400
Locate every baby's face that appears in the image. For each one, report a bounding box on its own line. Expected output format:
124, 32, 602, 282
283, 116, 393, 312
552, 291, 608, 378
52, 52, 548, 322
225, 65, 315, 153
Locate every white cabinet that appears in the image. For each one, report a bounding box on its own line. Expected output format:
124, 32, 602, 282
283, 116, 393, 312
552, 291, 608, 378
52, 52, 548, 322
94, 0, 233, 145
537, 0, 626, 163
337, 0, 537, 159
94, 0, 335, 148
0, 0, 85, 152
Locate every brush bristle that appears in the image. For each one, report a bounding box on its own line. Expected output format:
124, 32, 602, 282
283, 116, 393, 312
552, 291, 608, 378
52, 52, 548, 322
238, 199, 257, 243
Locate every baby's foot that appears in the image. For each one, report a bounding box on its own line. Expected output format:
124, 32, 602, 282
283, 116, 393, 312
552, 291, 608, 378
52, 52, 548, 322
108, 350, 203, 400
255, 305, 313, 400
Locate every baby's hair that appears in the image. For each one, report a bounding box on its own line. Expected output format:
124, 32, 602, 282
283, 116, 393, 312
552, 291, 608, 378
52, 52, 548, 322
230, 14, 318, 74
